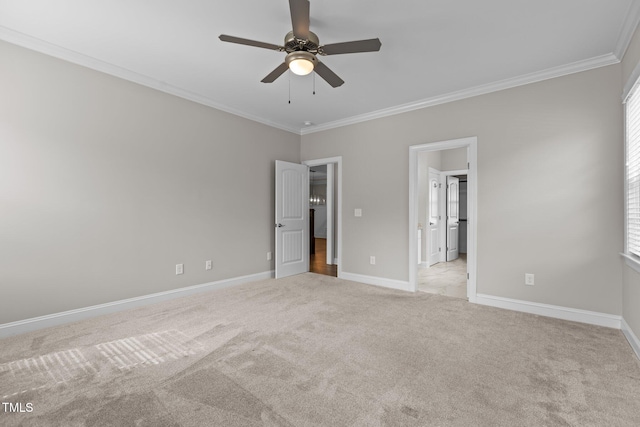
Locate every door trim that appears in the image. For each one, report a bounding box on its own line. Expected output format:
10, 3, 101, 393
303, 156, 343, 279
326, 163, 334, 265
409, 137, 477, 301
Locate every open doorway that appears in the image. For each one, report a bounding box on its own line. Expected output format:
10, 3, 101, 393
309, 165, 337, 277
409, 137, 477, 302
419, 169, 468, 298
303, 157, 342, 278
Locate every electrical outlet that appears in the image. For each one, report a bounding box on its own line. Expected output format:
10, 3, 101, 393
176, 264, 184, 275
205, 260, 212, 270
370, 256, 376, 265
267, 251, 272, 261
525, 273, 534, 286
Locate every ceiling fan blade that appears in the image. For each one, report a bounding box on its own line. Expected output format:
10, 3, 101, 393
289, 0, 310, 39
321, 38, 382, 55
261, 62, 289, 83
314, 61, 344, 88
219, 34, 283, 51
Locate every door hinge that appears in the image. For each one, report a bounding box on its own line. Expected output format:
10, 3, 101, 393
467, 273, 469, 279
439, 183, 442, 188
438, 248, 441, 252
467, 162, 470, 169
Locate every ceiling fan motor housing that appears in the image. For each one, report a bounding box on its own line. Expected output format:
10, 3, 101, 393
284, 30, 320, 53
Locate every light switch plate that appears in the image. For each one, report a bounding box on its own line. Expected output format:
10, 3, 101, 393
354, 208, 362, 217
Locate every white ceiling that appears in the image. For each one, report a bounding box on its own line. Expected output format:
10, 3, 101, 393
1, 0, 639, 134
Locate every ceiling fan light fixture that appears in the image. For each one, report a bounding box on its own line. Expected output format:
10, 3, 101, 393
289, 58, 314, 75
286, 51, 317, 76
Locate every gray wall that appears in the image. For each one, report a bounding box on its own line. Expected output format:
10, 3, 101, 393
622, 26, 640, 340
0, 40, 300, 324
441, 147, 468, 171
1, 34, 632, 331
302, 64, 623, 315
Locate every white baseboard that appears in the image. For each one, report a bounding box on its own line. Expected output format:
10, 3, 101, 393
340, 272, 411, 292
622, 318, 640, 360
0, 270, 274, 339
476, 294, 622, 329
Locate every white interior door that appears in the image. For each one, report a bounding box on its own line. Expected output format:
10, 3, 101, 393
446, 175, 459, 262
275, 160, 309, 278
428, 171, 441, 266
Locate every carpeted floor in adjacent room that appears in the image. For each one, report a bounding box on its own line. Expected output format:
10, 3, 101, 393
1, 273, 639, 426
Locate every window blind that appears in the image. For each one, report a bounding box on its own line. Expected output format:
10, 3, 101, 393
627, 85, 640, 256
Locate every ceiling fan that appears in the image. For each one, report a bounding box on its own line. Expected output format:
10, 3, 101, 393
219, 0, 381, 88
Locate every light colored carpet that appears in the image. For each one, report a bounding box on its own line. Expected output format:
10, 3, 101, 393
1, 273, 639, 426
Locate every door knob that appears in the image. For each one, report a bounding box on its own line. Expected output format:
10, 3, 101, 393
276, 223, 285, 228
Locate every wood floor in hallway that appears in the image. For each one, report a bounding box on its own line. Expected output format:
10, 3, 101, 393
310, 238, 337, 277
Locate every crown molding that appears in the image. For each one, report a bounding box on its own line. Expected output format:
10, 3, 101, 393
301, 53, 620, 135
0, 25, 622, 137
0, 26, 301, 135
614, 0, 640, 60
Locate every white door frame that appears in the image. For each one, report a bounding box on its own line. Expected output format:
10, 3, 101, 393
303, 156, 343, 278
409, 137, 477, 302
326, 163, 334, 265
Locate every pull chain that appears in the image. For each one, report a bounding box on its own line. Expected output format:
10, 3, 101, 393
288, 71, 291, 104
313, 72, 316, 95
